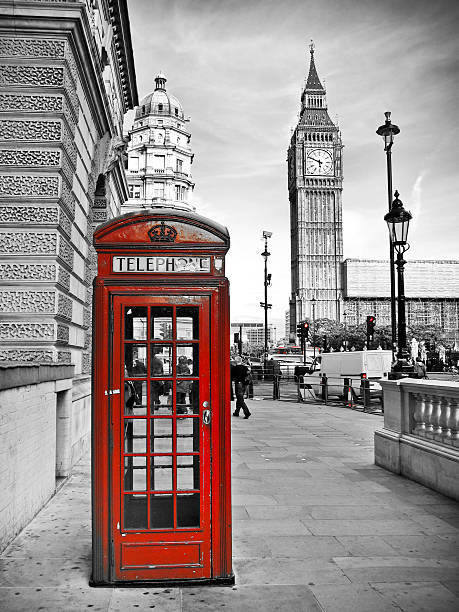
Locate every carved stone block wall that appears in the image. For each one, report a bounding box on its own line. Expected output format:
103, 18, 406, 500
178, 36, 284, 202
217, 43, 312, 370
0, 205, 59, 224
0, 322, 54, 340
0, 231, 57, 255
0, 11, 133, 374
0, 290, 56, 313
0, 263, 57, 282
0, 349, 54, 362
0, 175, 60, 197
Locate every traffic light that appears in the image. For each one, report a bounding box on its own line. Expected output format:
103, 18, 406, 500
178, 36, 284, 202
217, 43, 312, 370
296, 323, 302, 339
296, 321, 309, 348
366, 315, 376, 338
366, 315, 376, 348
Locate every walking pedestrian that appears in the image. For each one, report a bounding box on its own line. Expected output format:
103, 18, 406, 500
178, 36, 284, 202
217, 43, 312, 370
231, 355, 251, 419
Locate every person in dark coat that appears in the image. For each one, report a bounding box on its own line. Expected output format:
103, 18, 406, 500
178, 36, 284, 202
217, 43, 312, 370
231, 355, 251, 419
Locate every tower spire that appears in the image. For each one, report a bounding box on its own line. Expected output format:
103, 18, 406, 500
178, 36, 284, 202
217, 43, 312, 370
305, 40, 324, 91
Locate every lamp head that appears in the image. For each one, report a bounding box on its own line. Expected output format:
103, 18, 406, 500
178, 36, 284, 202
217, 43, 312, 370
376, 111, 400, 150
384, 190, 412, 253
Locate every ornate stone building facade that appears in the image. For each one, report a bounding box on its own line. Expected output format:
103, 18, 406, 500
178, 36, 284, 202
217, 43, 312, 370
288, 43, 343, 327
123, 73, 194, 212
0, 0, 137, 373
343, 259, 459, 342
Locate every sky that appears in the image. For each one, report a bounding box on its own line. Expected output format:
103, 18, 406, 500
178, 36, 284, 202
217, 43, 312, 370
126, 0, 459, 334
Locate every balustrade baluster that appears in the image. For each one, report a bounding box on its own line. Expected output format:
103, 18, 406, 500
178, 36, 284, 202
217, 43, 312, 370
423, 394, 434, 437
439, 398, 451, 442
448, 400, 459, 445
432, 397, 443, 439
413, 393, 426, 435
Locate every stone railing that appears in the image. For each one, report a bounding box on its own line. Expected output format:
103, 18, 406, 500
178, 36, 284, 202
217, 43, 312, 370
411, 387, 459, 445
375, 379, 459, 501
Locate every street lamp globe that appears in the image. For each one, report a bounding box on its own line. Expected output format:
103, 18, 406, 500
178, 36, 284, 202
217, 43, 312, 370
384, 191, 412, 253
376, 111, 400, 151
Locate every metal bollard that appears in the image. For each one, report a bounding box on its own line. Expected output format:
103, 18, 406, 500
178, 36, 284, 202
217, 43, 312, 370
297, 375, 304, 403
321, 374, 328, 403
361, 378, 370, 411
273, 375, 280, 400
343, 377, 352, 406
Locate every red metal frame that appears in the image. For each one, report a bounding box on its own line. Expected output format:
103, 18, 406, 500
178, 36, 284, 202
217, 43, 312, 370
91, 209, 232, 586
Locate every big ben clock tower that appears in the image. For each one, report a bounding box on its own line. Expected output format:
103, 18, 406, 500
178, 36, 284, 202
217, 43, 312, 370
288, 42, 343, 329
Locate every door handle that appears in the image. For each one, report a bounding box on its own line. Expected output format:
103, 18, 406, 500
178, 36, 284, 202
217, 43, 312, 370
203, 409, 211, 425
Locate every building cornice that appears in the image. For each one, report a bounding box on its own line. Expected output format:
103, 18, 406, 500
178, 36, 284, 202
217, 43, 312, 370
108, 0, 138, 111
0, 1, 137, 135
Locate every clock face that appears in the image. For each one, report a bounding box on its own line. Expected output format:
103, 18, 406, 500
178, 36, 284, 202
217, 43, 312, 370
306, 149, 333, 175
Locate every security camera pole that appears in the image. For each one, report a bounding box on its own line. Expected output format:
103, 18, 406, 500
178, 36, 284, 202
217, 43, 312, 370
260, 231, 272, 363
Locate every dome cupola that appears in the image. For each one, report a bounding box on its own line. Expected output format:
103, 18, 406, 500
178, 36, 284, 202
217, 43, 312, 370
135, 73, 185, 120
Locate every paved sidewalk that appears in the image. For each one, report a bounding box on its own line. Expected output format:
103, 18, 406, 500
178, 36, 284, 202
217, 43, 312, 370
1, 400, 459, 611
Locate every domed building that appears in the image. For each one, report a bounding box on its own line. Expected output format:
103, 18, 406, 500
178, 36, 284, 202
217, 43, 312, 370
123, 74, 194, 211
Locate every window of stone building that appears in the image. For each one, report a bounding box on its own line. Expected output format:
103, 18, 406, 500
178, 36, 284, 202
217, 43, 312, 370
129, 157, 139, 172
158, 119, 163, 125
133, 186, 141, 199
175, 185, 180, 201
175, 107, 179, 116
128, 185, 134, 199
176, 159, 183, 172
154, 182, 164, 198
154, 155, 165, 170
158, 103, 163, 111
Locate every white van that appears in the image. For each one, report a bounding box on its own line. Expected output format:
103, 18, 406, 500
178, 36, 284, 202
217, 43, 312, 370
305, 350, 392, 397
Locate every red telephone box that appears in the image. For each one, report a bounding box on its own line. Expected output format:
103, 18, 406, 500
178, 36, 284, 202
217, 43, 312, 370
91, 207, 233, 586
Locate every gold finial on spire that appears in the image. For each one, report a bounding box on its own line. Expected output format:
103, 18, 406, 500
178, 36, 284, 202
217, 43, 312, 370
309, 39, 315, 55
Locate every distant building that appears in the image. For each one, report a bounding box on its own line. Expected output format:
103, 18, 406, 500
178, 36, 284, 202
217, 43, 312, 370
123, 73, 194, 212
343, 259, 459, 341
230, 322, 276, 347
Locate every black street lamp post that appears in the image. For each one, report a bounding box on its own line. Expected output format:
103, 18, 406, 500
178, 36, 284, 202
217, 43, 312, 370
261, 231, 272, 361
311, 297, 316, 361
343, 310, 348, 351
376, 112, 400, 353
384, 191, 414, 378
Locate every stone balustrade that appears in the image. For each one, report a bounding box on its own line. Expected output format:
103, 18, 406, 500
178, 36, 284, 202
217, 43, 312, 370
411, 386, 459, 445
375, 379, 459, 501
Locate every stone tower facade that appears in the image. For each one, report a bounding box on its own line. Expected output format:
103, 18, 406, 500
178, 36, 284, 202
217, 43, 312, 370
288, 43, 343, 328
123, 73, 194, 212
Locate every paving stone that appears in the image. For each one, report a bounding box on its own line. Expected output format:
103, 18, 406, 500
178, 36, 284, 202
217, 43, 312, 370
233, 557, 351, 586
109, 587, 181, 611
371, 581, 459, 612
0, 586, 111, 612
244, 505, 311, 520
310, 583, 398, 612
232, 535, 272, 559
301, 518, 426, 536
231, 505, 250, 520
233, 518, 311, 537
182, 585, 322, 611
382, 534, 459, 558
264, 535, 348, 559
337, 535, 408, 557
